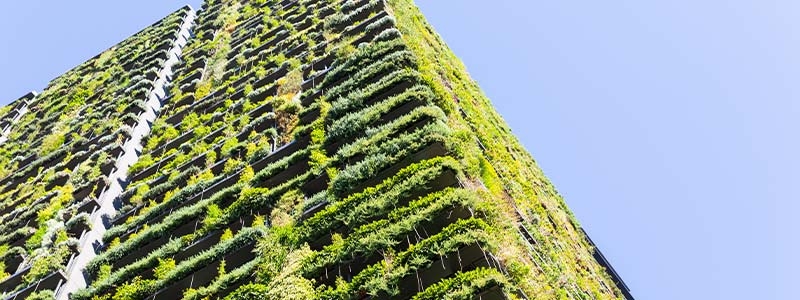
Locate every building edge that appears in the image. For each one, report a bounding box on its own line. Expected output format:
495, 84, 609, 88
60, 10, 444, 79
0, 92, 37, 146
56, 8, 197, 300
384, 0, 633, 298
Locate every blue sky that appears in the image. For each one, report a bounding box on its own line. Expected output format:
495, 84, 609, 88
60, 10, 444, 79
1, 1, 797, 299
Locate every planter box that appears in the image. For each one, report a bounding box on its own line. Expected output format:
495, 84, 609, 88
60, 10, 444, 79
300, 173, 328, 197
249, 138, 308, 174
173, 230, 223, 263
44, 173, 69, 190
4, 270, 67, 300
188, 57, 206, 72
392, 244, 497, 300
156, 129, 195, 157
130, 155, 167, 184
345, 141, 449, 198
77, 198, 100, 215
8, 228, 34, 248
110, 206, 138, 229
3, 254, 23, 277
234, 118, 274, 142
179, 70, 203, 86
113, 217, 200, 270
92, 177, 109, 199
64, 151, 89, 170
343, 10, 389, 39
298, 106, 319, 126
106, 144, 124, 159
72, 185, 94, 202
201, 126, 226, 145
304, 173, 462, 254
100, 159, 116, 175
67, 220, 91, 237
164, 105, 192, 126
300, 86, 323, 107
0, 266, 30, 294
174, 93, 196, 108
147, 242, 256, 300
301, 67, 327, 91
258, 158, 309, 189
247, 102, 273, 119
253, 66, 288, 92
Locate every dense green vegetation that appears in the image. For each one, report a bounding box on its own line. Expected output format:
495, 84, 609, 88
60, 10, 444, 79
0, 0, 625, 299
0, 7, 192, 299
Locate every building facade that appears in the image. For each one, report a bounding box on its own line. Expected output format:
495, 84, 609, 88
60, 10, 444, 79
0, 1, 631, 299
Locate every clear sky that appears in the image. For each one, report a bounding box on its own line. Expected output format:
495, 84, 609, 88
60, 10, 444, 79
1, 1, 797, 299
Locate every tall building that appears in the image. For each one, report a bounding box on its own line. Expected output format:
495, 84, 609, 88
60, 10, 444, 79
0, 1, 632, 299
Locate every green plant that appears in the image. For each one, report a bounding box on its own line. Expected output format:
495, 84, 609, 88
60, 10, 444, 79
319, 218, 493, 298
220, 228, 234, 242
224, 283, 268, 300
206, 149, 218, 167
277, 69, 302, 101
24, 243, 71, 284
184, 259, 259, 300
411, 268, 510, 300
58, 2, 623, 299
297, 156, 461, 243
223, 158, 242, 174
23, 290, 55, 300
329, 107, 447, 196
195, 124, 211, 139
187, 169, 215, 186
239, 165, 254, 183
129, 184, 150, 206
0, 261, 7, 281
97, 264, 113, 282
154, 258, 176, 280
195, 81, 213, 99
326, 68, 422, 120
327, 84, 433, 141
113, 276, 155, 300
203, 204, 222, 229
38, 131, 66, 156
182, 112, 201, 131
220, 137, 240, 157
217, 259, 227, 277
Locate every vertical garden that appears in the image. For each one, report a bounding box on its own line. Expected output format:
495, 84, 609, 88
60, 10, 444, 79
0, 7, 193, 299
0, 0, 630, 299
